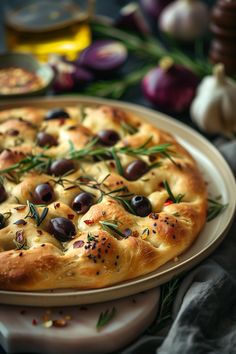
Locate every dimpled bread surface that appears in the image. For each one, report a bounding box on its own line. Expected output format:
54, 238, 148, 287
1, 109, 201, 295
0, 105, 207, 291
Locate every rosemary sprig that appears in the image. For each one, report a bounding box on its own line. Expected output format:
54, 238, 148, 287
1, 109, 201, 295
70, 138, 174, 172
100, 220, 126, 239
96, 307, 116, 330
163, 180, 184, 203
97, 185, 131, 203
0, 152, 51, 177
207, 198, 227, 222
0, 139, 173, 178
118, 142, 172, 158
147, 276, 183, 334
25, 201, 48, 227
85, 21, 213, 99
92, 22, 212, 77
111, 194, 136, 214
84, 65, 153, 99
69, 137, 111, 161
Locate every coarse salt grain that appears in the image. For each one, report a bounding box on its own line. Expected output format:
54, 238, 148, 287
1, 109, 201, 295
43, 320, 53, 328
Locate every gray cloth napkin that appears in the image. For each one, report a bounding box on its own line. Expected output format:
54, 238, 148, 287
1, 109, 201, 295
121, 139, 236, 354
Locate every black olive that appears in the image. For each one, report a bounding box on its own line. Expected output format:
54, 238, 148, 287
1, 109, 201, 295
0, 184, 7, 203
0, 213, 5, 229
37, 132, 58, 147
131, 195, 152, 217
72, 192, 94, 214
123, 160, 148, 181
49, 217, 76, 242
97, 129, 120, 146
34, 183, 55, 204
49, 159, 75, 176
45, 108, 70, 120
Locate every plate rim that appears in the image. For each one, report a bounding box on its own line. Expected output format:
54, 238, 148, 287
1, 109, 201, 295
0, 95, 235, 306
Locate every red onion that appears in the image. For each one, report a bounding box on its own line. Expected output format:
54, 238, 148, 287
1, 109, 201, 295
49, 55, 93, 93
140, 0, 174, 20
142, 58, 199, 113
73, 67, 94, 86
77, 40, 128, 73
115, 2, 151, 35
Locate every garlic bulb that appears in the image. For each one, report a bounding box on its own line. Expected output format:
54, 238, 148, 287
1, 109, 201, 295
190, 64, 236, 137
159, 0, 209, 41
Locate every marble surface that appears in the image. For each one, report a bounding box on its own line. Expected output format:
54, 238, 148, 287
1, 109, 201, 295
0, 288, 160, 354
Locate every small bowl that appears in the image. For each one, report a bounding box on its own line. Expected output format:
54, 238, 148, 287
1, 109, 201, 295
0, 52, 54, 98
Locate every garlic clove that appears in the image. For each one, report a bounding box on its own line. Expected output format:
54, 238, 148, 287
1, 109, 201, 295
221, 90, 236, 135
159, 0, 209, 42
190, 64, 236, 138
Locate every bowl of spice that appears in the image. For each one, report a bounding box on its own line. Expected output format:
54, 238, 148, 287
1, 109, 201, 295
0, 52, 54, 98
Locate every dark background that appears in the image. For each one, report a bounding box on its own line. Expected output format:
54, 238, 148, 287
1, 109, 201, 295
0, 0, 132, 52
0, 0, 216, 139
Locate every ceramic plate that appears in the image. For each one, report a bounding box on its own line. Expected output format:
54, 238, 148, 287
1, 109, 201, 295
0, 96, 235, 306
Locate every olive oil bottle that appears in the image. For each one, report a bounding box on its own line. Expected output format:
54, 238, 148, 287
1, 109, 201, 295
4, 0, 93, 61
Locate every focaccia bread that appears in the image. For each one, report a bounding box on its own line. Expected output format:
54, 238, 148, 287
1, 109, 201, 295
0, 104, 207, 291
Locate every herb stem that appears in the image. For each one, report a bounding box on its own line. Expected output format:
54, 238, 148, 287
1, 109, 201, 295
147, 276, 183, 334
91, 22, 212, 77
84, 64, 153, 99
207, 198, 227, 221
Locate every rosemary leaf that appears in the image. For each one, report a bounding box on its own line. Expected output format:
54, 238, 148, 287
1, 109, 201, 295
0, 152, 51, 176
163, 180, 184, 203
106, 186, 130, 196
162, 151, 179, 167
110, 148, 124, 176
137, 136, 153, 149
148, 161, 162, 170
68, 140, 76, 158
163, 180, 176, 202
118, 143, 172, 157
175, 193, 185, 203
96, 307, 116, 330
147, 276, 183, 334
207, 198, 227, 222
113, 196, 136, 214
100, 220, 126, 240
38, 207, 49, 226
25, 201, 48, 227
26, 201, 40, 225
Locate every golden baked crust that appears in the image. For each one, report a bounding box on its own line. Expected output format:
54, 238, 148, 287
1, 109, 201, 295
0, 104, 207, 291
